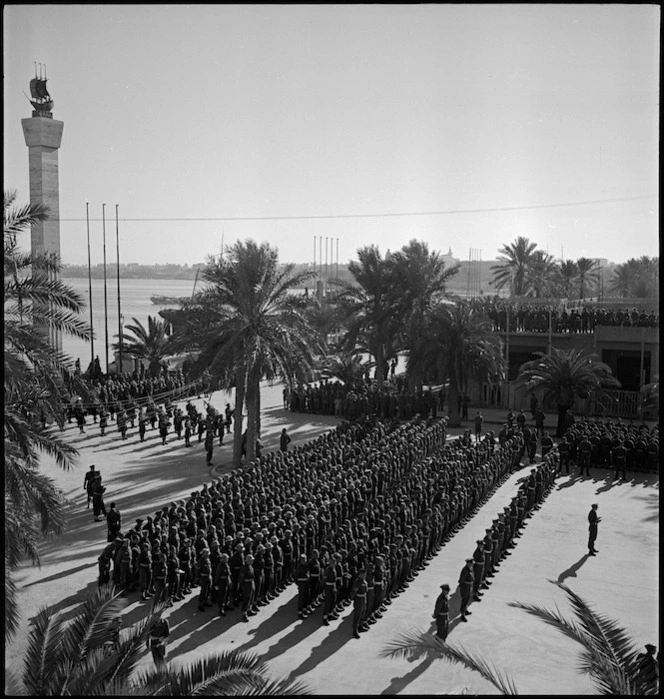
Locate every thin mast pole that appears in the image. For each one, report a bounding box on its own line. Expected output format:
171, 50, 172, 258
116, 204, 122, 375
336, 237, 339, 280
102, 203, 109, 374
86, 202, 95, 371
313, 235, 316, 277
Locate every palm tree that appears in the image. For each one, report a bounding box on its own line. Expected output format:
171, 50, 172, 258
510, 582, 656, 695
299, 295, 343, 353
524, 250, 559, 298
114, 315, 172, 377
391, 239, 460, 391
381, 581, 656, 695
609, 257, 659, 299
4, 190, 92, 641
180, 240, 322, 466
408, 299, 505, 426
490, 237, 539, 297
557, 260, 579, 299
381, 630, 518, 694
333, 245, 401, 388
575, 257, 600, 300
6, 585, 310, 695
321, 351, 373, 386
515, 347, 620, 437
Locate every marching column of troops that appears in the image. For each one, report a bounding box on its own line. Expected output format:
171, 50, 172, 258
97, 412, 527, 637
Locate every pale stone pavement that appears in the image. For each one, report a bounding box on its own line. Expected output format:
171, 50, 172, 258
5, 383, 659, 695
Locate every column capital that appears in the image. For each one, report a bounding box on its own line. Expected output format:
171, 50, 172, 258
22, 117, 64, 149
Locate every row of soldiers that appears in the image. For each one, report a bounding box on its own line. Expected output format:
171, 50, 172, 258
97, 413, 527, 637
559, 417, 659, 478
434, 451, 559, 638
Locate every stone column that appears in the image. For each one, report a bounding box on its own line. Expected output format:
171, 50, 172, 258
22, 116, 64, 257
22, 116, 65, 350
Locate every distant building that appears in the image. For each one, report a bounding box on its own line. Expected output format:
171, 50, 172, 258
441, 247, 459, 267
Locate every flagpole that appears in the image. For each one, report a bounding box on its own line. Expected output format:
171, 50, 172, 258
116, 204, 122, 375
102, 203, 109, 374
86, 202, 95, 372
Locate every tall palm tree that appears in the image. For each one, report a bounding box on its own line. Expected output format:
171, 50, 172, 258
515, 347, 620, 436
575, 257, 600, 300
408, 299, 505, 426
381, 582, 655, 695
608, 257, 659, 299
114, 315, 172, 377
391, 239, 460, 391
6, 585, 310, 695
490, 237, 539, 297
179, 240, 322, 467
525, 250, 559, 298
298, 295, 342, 353
4, 190, 92, 641
557, 260, 579, 299
333, 245, 401, 388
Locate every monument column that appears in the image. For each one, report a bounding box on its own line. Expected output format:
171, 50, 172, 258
22, 116, 64, 258
22, 69, 64, 350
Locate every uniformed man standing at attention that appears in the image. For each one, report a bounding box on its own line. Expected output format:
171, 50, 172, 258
432, 583, 451, 640
351, 568, 369, 639
587, 503, 601, 555
458, 558, 475, 622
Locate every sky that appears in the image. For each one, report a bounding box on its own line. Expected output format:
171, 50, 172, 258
3, 4, 660, 267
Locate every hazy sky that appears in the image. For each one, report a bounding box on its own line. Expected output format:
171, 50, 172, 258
4, 4, 659, 267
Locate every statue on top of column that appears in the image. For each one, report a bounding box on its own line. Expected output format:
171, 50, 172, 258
26, 63, 53, 117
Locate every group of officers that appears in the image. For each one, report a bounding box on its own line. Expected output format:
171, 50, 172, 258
557, 416, 659, 479
97, 409, 535, 639
286, 376, 442, 424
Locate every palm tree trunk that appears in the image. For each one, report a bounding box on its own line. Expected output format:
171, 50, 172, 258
448, 378, 461, 427
256, 376, 261, 437
232, 366, 246, 468
245, 368, 260, 463
374, 344, 385, 389
556, 404, 566, 438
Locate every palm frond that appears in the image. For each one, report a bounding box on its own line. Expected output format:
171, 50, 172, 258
381, 629, 519, 695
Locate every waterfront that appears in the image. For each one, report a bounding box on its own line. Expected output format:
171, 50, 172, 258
62, 277, 197, 370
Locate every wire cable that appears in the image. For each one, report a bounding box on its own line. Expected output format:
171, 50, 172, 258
62, 194, 656, 223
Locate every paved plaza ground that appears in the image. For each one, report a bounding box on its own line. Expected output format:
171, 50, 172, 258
5, 383, 659, 695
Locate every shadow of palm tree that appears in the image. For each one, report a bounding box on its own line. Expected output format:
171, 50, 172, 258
635, 492, 659, 523
557, 554, 591, 584
381, 654, 436, 695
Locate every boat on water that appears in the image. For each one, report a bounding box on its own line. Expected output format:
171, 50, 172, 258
151, 269, 201, 305
150, 295, 188, 305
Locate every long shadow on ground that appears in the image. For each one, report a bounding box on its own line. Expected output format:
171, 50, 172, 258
281, 614, 356, 682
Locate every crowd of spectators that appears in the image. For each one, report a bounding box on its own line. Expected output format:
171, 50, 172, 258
96, 412, 530, 637
480, 300, 659, 334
